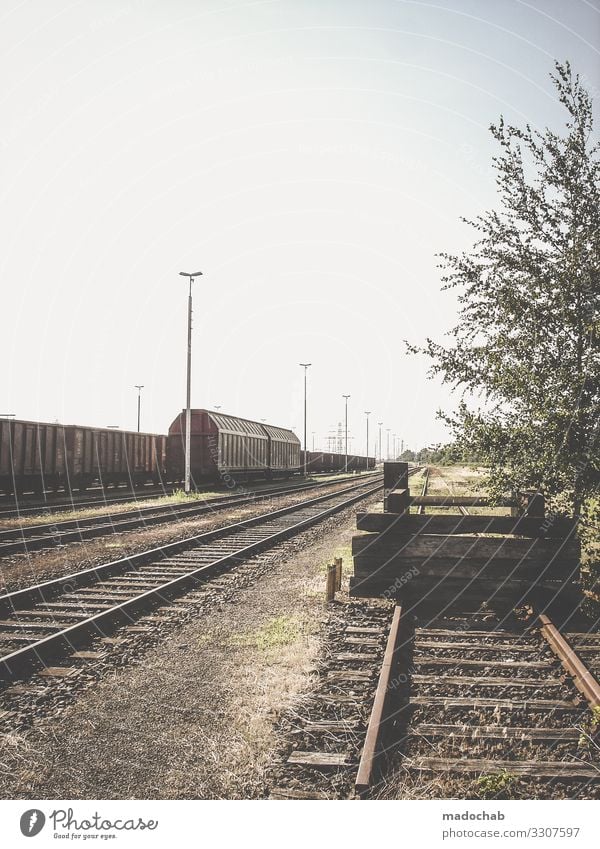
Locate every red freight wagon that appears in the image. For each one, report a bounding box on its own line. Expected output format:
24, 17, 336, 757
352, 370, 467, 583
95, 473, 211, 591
167, 409, 299, 486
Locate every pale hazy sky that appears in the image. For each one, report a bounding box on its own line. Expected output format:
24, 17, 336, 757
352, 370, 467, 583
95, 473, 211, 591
1, 0, 599, 454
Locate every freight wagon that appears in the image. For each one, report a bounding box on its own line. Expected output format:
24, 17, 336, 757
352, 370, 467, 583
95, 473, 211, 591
167, 409, 300, 485
0, 418, 166, 496
300, 451, 376, 473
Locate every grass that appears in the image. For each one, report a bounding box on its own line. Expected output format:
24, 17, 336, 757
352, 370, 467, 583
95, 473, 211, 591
318, 544, 352, 574
578, 706, 600, 750
475, 769, 517, 799
231, 616, 300, 651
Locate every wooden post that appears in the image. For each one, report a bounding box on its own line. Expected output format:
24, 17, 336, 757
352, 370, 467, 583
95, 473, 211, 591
384, 462, 409, 513
326, 563, 337, 602
386, 488, 409, 514
384, 462, 409, 490
335, 556, 342, 591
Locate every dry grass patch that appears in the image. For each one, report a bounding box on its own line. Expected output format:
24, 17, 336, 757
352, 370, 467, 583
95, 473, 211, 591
231, 616, 301, 651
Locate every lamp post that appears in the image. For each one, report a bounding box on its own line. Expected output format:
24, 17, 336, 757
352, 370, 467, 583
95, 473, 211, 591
377, 421, 383, 463
342, 395, 350, 472
300, 363, 311, 476
134, 385, 144, 432
179, 270, 202, 493
364, 411, 371, 463
386, 428, 390, 461
312, 431, 315, 451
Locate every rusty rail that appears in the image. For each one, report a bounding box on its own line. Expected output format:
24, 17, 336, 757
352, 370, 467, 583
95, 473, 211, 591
415, 467, 429, 515
538, 613, 600, 709
355, 604, 403, 797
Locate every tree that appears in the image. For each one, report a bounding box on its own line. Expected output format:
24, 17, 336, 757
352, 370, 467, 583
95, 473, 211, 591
411, 62, 600, 513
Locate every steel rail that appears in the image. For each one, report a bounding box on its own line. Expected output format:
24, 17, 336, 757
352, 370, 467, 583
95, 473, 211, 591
0, 474, 380, 556
355, 604, 404, 797
415, 467, 430, 515
0, 477, 383, 681
538, 613, 600, 709
0, 470, 380, 518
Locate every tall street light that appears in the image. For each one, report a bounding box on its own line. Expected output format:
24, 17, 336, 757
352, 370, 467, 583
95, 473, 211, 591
378, 421, 383, 463
300, 363, 311, 476
386, 428, 391, 461
134, 385, 144, 432
343, 394, 351, 472
179, 270, 202, 493
365, 411, 371, 461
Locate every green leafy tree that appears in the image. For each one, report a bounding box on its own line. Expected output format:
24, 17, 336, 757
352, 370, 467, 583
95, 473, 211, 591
411, 62, 600, 513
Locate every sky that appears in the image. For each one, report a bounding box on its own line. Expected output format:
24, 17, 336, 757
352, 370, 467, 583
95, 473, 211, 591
1, 0, 599, 455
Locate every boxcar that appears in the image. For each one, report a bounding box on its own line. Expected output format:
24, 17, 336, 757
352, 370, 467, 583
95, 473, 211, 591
167, 409, 300, 485
0, 418, 67, 495
69, 427, 166, 490
300, 451, 373, 474
0, 417, 166, 495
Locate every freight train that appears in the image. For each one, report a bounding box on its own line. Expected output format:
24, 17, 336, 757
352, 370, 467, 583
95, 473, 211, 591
300, 450, 375, 473
0, 417, 166, 496
0, 410, 375, 496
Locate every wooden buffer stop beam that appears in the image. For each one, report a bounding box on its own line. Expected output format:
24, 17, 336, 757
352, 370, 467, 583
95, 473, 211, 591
350, 464, 580, 610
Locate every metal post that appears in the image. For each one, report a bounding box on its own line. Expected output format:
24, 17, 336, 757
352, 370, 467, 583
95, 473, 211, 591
365, 411, 371, 461
134, 385, 144, 433
343, 395, 350, 472
378, 422, 383, 463
179, 270, 202, 493
386, 429, 390, 461
300, 363, 311, 476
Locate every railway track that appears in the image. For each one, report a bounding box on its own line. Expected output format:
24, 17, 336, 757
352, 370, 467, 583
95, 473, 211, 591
268, 467, 599, 799
0, 475, 383, 683
415, 467, 429, 515
0, 474, 381, 557
0, 472, 371, 521
361, 609, 600, 800
0, 484, 177, 519
355, 474, 599, 798
267, 601, 394, 799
